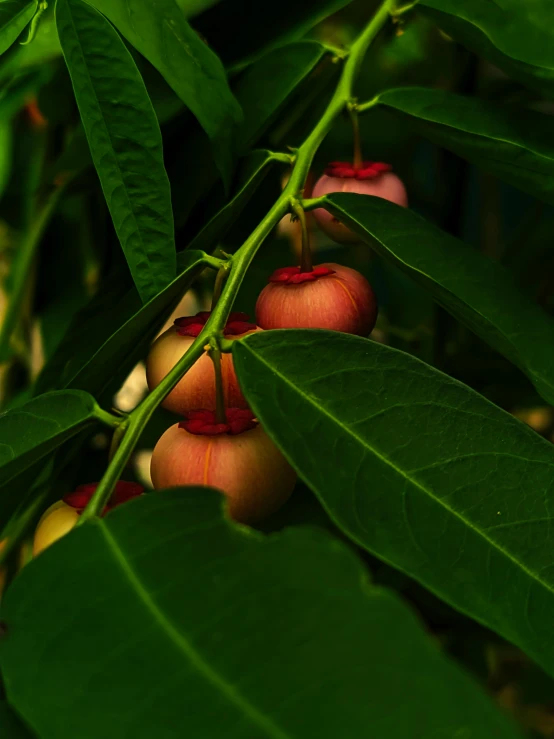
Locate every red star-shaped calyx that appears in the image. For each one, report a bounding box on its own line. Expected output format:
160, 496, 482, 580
179, 408, 258, 436
63, 481, 144, 515
174, 311, 257, 337
268, 265, 336, 285
324, 161, 392, 179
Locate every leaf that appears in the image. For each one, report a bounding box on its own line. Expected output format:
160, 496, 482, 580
0, 702, 35, 738
1, 490, 523, 739
419, 0, 554, 98
86, 0, 242, 189
193, 0, 352, 71
378, 87, 554, 205
0, 119, 12, 200
56, 0, 176, 304
0, 1, 36, 58
172, 41, 328, 228
235, 41, 327, 152
32, 251, 207, 399
322, 193, 554, 405
234, 329, 554, 678
187, 150, 277, 252
0, 390, 102, 498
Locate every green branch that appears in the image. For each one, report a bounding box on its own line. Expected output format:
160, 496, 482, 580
79, 0, 394, 523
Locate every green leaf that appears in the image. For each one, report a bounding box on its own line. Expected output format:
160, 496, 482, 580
0, 1, 36, 57
378, 87, 554, 205
172, 41, 328, 228
0, 390, 102, 500
234, 329, 554, 678
235, 41, 327, 152
56, 0, 176, 304
1, 490, 523, 738
322, 193, 554, 405
193, 0, 352, 71
0, 702, 35, 738
420, 0, 554, 97
0, 119, 12, 200
32, 251, 207, 399
187, 150, 278, 252
86, 0, 242, 189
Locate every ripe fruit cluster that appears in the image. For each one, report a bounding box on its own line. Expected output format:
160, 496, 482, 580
147, 159, 408, 523
30, 156, 408, 558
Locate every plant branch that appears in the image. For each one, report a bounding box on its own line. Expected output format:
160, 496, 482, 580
79, 0, 394, 523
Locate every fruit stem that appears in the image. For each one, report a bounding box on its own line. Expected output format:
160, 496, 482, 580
291, 199, 312, 273
349, 105, 363, 169
211, 263, 230, 310
80, 0, 393, 521
209, 340, 227, 424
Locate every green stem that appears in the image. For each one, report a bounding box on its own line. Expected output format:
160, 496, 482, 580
0, 183, 66, 364
210, 341, 227, 424
78, 0, 393, 524
291, 199, 312, 272
355, 96, 381, 114
349, 105, 363, 168
211, 264, 230, 310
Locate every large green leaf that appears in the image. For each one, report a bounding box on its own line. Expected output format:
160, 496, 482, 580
0, 1, 36, 57
56, 0, 176, 304
0, 390, 103, 498
378, 87, 554, 205
322, 193, 554, 405
234, 330, 554, 677
420, 0, 554, 97
1, 490, 522, 738
193, 0, 352, 71
0, 702, 35, 738
173, 40, 328, 228
33, 251, 206, 399
87, 0, 241, 189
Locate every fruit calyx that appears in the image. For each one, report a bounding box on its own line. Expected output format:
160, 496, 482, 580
269, 265, 335, 285
179, 408, 258, 436
324, 161, 392, 180
63, 481, 144, 515
174, 311, 257, 337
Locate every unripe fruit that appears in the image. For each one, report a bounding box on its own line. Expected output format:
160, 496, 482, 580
146, 311, 259, 415
33, 481, 144, 555
312, 161, 408, 244
255, 263, 377, 336
150, 409, 296, 524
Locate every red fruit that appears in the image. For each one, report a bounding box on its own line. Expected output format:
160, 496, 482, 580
312, 161, 408, 244
146, 311, 259, 416
150, 409, 296, 524
255, 262, 377, 336
33, 481, 144, 555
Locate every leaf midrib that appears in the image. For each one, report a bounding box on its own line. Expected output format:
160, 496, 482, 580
241, 341, 554, 605
98, 521, 291, 739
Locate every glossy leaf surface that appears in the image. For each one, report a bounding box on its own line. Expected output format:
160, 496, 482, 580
56, 0, 176, 303
420, 0, 554, 97
378, 87, 554, 205
323, 193, 554, 405
87, 0, 242, 187
1, 490, 522, 738
0, 390, 100, 496
0, 0, 36, 57
234, 330, 554, 677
